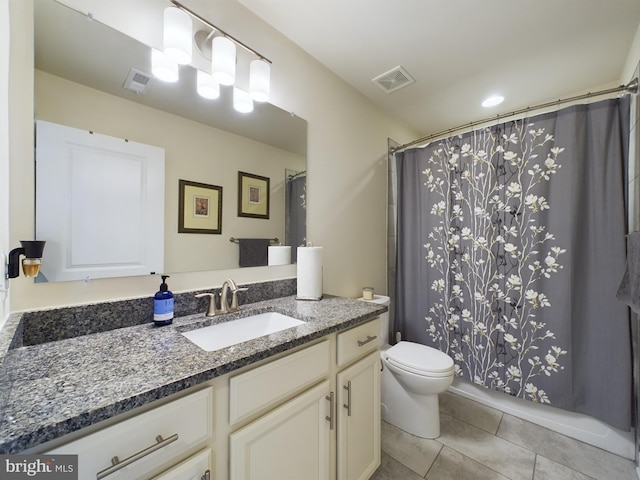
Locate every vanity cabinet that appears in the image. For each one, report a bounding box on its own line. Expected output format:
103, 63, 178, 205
336, 351, 381, 480
46, 387, 214, 479
335, 320, 381, 480
229, 318, 381, 480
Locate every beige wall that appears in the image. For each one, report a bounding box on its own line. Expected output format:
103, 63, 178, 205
0, 0, 9, 319
35, 70, 305, 274
4, 0, 418, 315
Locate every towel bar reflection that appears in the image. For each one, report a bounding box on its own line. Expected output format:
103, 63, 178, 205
229, 237, 279, 244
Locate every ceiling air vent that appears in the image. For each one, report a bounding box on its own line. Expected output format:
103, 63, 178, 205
372, 66, 415, 94
123, 68, 153, 95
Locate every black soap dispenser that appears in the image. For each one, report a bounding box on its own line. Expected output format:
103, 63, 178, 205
153, 275, 174, 326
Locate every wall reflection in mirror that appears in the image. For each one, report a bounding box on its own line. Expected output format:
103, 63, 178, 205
33, 0, 307, 282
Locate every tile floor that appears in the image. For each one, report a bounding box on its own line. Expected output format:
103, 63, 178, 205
371, 391, 638, 480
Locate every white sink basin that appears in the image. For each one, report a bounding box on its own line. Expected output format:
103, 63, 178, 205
181, 312, 305, 352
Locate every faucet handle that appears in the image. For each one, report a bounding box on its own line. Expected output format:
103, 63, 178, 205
195, 292, 219, 317
230, 287, 249, 312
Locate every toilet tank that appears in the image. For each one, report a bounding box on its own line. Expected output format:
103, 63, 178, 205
359, 295, 390, 344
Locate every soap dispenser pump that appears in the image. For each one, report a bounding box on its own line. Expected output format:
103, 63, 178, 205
154, 275, 174, 326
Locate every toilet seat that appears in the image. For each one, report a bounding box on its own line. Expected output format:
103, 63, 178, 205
385, 341, 454, 378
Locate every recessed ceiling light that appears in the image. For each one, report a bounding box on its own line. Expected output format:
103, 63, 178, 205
482, 95, 504, 107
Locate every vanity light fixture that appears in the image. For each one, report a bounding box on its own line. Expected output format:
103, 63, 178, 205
151, 48, 179, 83
6, 241, 46, 279
163, 6, 192, 65
160, 0, 272, 107
482, 95, 505, 107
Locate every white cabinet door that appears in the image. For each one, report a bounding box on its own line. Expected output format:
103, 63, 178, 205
229, 381, 332, 480
336, 352, 381, 480
152, 448, 212, 480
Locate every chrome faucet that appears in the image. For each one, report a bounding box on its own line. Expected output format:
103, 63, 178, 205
195, 278, 248, 316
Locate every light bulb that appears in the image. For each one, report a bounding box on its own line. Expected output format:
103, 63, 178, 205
482, 95, 504, 107
249, 59, 270, 102
163, 7, 192, 65
233, 87, 253, 113
151, 48, 179, 82
197, 70, 220, 99
212, 37, 236, 86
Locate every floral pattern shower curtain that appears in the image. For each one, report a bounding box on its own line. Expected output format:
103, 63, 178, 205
395, 98, 631, 429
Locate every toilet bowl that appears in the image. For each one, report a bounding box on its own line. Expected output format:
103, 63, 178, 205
359, 295, 454, 439
381, 341, 454, 438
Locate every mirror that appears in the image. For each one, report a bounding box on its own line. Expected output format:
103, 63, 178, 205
33, 0, 307, 280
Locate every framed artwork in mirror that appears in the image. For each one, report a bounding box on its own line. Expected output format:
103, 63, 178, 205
178, 179, 223, 234
238, 171, 270, 219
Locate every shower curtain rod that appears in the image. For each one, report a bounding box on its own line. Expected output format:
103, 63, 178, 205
287, 170, 307, 180
390, 78, 639, 153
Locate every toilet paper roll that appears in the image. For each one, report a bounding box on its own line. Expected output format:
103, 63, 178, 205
268, 246, 291, 266
297, 246, 323, 300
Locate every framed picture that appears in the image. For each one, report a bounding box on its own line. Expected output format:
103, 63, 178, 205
178, 179, 223, 234
238, 171, 270, 219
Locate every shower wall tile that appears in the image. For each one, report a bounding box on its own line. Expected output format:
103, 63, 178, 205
388, 163, 397, 206
629, 124, 638, 182
634, 62, 640, 128
387, 204, 396, 237
438, 413, 536, 480
496, 413, 637, 480
387, 235, 396, 270
387, 143, 398, 334
631, 174, 640, 232
629, 64, 640, 233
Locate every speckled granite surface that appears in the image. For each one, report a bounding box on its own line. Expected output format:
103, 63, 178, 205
0, 284, 385, 454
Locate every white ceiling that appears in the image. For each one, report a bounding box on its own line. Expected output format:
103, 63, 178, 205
237, 0, 640, 136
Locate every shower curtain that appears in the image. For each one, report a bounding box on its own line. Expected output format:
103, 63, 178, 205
395, 97, 631, 430
286, 172, 306, 262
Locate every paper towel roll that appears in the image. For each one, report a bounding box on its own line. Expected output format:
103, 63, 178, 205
268, 246, 291, 266
297, 246, 323, 300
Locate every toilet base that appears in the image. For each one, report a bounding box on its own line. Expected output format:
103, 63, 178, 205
381, 361, 442, 439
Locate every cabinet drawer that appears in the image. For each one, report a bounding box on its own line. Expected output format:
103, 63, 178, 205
152, 448, 212, 480
48, 387, 214, 480
229, 340, 331, 426
337, 318, 381, 368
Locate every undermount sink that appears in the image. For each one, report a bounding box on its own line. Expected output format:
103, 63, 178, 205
181, 312, 305, 352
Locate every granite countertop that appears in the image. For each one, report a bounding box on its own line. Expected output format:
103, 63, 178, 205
0, 294, 386, 453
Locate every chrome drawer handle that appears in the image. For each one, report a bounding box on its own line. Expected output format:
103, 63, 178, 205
357, 335, 377, 347
325, 392, 335, 430
202, 469, 211, 480
343, 381, 352, 417
96, 433, 179, 479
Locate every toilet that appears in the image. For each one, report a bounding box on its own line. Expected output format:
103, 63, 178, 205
361, 295, 455, 439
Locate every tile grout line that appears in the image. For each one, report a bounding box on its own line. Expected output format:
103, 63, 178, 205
421, 442, 443, 479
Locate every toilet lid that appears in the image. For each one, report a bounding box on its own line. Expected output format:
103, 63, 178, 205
386, 341, 454, 375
